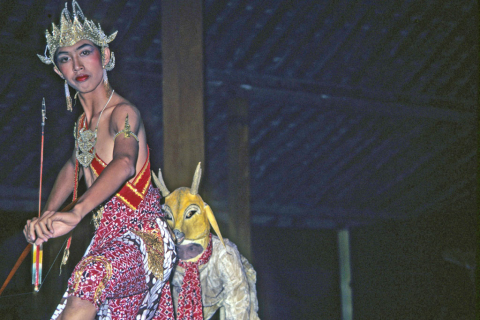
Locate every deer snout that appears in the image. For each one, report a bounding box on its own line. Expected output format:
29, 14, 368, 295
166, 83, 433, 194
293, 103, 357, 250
173, 229, 185, 244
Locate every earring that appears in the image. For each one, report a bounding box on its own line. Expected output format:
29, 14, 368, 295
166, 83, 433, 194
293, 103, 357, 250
103, 68, 112, 97
104, 52, 115, 71
101, 46, 115, 71
65, 80, 72, 112
73, 91, 79, 108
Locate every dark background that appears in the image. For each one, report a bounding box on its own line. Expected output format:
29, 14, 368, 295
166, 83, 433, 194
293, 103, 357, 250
0, 0, 477, 319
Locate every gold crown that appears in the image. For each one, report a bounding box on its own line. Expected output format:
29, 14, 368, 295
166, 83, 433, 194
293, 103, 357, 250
37, 0, 117, 70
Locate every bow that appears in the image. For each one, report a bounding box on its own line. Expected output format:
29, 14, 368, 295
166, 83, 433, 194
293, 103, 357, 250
32, 98, 47, 291
0, 99, 75, 296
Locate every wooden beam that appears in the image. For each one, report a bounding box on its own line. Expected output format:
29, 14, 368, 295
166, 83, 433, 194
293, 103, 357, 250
227, 97, 252, 261
338, 228, 353, 320
161, 0, 205, 189
206, 69, 476, 122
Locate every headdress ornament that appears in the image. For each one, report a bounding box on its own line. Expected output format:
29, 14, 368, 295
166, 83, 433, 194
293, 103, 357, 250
37, 0, 117, 71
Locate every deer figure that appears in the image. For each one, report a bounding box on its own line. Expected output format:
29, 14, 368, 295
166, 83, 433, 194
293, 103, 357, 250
152, 163, 259, 320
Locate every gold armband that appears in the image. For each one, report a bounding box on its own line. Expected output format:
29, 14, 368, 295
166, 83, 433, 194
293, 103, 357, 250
114, 114, 139, 142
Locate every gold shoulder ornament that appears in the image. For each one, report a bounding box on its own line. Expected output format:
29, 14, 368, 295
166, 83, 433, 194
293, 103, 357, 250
114, 114, 139, 142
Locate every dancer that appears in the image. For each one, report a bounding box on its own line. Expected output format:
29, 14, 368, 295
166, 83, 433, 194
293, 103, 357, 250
23, 1, 175, 319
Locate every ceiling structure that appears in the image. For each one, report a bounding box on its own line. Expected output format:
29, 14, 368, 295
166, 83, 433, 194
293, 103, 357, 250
0, 0, 477, 229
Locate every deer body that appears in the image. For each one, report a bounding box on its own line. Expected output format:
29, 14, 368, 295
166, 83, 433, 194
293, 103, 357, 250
152, 163, 260, 320
171, 235, 259, 320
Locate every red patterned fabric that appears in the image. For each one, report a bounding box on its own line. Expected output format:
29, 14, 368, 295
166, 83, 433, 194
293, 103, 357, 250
153, 282, 175, 320
67, 239, 147, 309
177, 234, 213, 320
51, 186, 177, 320
90, 151, 151, 211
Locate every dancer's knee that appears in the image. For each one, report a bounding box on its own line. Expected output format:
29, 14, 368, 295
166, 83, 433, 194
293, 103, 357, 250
59, 296, 96, 320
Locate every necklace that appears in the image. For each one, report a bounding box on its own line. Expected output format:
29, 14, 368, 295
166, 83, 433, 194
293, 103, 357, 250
75, 90, 115, 167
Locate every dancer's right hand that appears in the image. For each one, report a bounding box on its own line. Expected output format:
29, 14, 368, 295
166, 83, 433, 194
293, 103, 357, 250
23, 211, 81, 245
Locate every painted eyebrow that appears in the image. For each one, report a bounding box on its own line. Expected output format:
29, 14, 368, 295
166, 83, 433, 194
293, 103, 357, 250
57, 44, 94, 56
75, 43, 94, 51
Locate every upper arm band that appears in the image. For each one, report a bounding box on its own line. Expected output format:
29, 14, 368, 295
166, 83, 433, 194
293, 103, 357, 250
114, 114, 139, 142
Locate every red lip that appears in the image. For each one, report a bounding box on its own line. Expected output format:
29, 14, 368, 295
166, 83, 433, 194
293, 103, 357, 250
76, 75, 89, 82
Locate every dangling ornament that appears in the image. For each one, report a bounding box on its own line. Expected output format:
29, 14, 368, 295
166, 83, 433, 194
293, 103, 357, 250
65, 80, 72, 112
103, 68, 112, 97
73, 91, 78, 109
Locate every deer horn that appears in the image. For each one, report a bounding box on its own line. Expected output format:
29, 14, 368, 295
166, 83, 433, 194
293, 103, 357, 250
190, 162, 202, 195
151, 169, 170, 197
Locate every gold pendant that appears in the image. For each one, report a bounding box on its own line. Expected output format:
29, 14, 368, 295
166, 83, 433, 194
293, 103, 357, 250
78, 128, 96, 153
76, 150, 95, 167
76, 128, 97, 167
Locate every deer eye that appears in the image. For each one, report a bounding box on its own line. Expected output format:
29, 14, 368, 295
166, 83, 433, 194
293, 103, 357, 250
186, 209, 197, 219
185, 205, 201, 219
163, 205, 174, 222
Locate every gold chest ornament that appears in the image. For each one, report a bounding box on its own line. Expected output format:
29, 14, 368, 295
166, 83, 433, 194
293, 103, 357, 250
74, 90, 114, 167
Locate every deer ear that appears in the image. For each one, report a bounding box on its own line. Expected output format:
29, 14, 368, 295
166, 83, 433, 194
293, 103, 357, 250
205, 204, 225, 248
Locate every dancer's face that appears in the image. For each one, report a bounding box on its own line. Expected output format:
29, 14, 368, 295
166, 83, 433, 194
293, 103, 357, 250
54, 39, 109, 94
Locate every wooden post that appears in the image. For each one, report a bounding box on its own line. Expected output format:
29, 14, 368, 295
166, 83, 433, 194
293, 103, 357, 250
338, 228, 353, 320
161, 0, 205, 189
227, 97, 252, 261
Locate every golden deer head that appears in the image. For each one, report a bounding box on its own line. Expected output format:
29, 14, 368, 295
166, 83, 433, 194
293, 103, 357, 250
152, 163, 225, 261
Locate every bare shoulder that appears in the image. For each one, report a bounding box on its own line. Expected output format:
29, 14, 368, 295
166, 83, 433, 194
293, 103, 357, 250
110, 99, 141, 120
109, 97, 143, 133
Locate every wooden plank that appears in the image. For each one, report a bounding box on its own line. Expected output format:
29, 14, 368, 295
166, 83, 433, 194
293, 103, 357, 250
227, 97, 252, 261
338, 228, 353, 320
161, 0, 205, 189
206, 69, 476, 119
